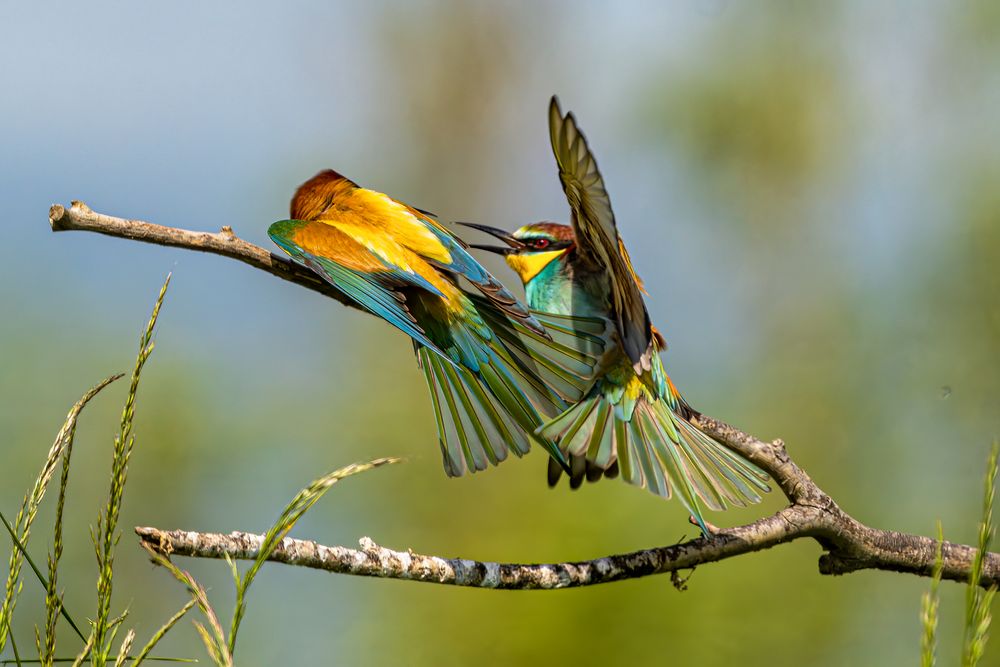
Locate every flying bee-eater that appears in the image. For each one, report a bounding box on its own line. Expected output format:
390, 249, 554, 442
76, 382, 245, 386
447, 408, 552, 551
268, 169, 608, 478
464, 97, 770, 533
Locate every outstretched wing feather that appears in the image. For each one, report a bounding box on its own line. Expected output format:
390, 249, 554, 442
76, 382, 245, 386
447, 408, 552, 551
548, 96, 652, 367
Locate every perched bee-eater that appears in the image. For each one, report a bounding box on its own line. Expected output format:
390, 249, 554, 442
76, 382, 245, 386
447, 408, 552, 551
464, 98, 770, 532
268, 169, 608, 478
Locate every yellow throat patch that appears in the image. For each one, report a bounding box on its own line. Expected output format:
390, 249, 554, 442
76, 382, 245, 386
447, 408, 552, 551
504, 250, 565, 284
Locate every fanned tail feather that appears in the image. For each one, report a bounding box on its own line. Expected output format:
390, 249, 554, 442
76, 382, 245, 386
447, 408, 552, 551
471, 296, 610, 404
419, 347, 532, 476
416, 306, 611, 477
539, 395, 770, 534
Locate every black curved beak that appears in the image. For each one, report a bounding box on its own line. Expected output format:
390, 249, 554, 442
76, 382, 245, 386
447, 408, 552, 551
456, 222, 525, 255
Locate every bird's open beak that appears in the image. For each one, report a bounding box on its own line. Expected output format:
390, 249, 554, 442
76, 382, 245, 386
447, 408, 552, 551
457, 222, 525, 255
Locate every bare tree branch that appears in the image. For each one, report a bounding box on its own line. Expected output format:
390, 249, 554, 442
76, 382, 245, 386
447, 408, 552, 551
133, 492, 999, 589
133, 417, 999, 589
46, 201, 999, 589
48, 201, 358, 310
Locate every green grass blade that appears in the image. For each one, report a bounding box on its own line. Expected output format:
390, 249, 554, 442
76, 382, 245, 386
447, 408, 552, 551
191, 622, 224, 667
112, 630, 134, 667
43, 374, 123, 662
227, 457, 400, 658
69, 632, 93, 667
920, 521, 944, 667
141, 545, 229, 667
129, 598, 196, 667
961, 440, 998, 667
0, 373, 121, 653
0, 512, 49, 625
94, 276, 170, 660
8, 623, 22, 667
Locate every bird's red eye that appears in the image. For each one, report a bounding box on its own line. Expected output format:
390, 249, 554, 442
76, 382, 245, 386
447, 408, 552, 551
534, 238, 550, 249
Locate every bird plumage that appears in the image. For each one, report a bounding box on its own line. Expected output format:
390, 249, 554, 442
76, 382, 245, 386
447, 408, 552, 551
465, 98, 770, 533
548, 99, 654, 372
269, 169, 608, 477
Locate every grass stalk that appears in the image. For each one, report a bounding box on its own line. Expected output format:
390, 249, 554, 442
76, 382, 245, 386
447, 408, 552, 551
227, 457, 400, 657
920, 521, 944, 667
92, 276, 170, 663
141, 546, 229, 667
961, 440, 998, 666
42, 375, 123, 665
128, 600, 196, 667
0, 375, 122, 656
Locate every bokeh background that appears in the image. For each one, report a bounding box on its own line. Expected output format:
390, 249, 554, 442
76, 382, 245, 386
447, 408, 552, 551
2, 1, 998, 665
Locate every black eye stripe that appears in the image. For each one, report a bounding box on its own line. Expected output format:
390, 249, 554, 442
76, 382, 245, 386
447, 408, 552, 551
515, 236, 571, 251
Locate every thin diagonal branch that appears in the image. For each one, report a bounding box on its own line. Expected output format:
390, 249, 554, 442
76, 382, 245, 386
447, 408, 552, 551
46, 201, 1000, 589
48, 201, 357, 310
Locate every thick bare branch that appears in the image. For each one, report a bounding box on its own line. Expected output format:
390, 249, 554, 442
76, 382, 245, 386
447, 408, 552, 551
135, 513, 807, 589
133, 420, 1000, 589
134, 496, 999, 588
44, 202, 999, 589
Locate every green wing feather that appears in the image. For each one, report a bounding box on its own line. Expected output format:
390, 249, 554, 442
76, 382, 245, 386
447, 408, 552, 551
416, 304, 612, 477
419, 347, 528, 475
471, 295, 610, 403
272, 219, 615, 478
549, 96, 652, 368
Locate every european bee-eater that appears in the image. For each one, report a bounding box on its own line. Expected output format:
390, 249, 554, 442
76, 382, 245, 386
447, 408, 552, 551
465, 98, 770, 533
268, 169, 608, 478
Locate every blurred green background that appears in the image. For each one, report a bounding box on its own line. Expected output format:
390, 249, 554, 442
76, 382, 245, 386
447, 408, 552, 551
2, 1, 998, 665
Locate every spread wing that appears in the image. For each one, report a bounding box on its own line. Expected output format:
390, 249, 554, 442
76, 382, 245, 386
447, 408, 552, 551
549, 96, 653, 370
285, 169, 548, 338
268, 218, 445, 354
